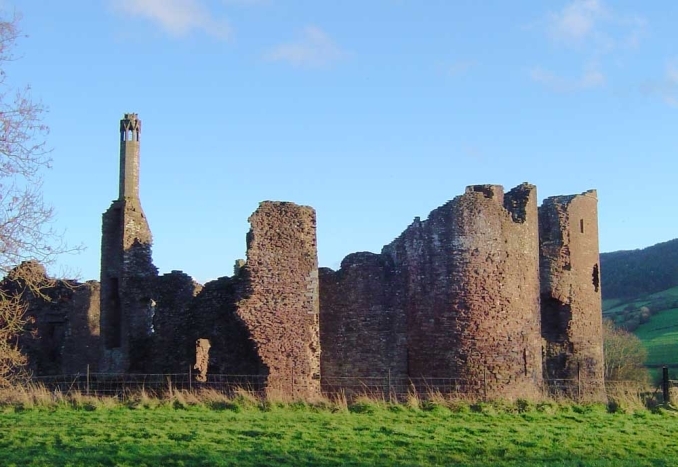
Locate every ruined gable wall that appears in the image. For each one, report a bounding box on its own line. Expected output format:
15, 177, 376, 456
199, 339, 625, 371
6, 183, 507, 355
235, 202, 321, 398
381, 183, 542, 398
539, 190, 605, 400
319, 252, 407, 393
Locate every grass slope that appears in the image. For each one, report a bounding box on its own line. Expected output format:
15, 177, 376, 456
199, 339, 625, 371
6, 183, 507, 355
603, 286, 678, 316
603, 286, 678, 371
635, 309, 678, 367
1, 403, 678, 466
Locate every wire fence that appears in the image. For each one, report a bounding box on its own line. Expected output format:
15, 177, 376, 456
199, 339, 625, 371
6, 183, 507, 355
30, 372, 268, 397
26, 370, 671, 403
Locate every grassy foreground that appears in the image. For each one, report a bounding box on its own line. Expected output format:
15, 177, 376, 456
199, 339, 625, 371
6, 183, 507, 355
1, 391, 678, 467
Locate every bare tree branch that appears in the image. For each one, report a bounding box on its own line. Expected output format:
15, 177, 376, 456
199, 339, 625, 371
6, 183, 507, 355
0, 13, 79, 386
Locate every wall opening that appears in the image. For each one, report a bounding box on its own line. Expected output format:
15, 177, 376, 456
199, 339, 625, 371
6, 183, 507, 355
580, 219, 584, 234
592, 264, 600, 292
106, 277, 122, 349
540, 295, 572, 341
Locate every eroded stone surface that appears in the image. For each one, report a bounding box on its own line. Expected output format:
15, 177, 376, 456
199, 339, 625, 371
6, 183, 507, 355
7, 113, 606, 404
320, 252, 407, 392
1, 262, 100, 375
100, 114, 158, 373
235, 202, 321, 398
539, 190, 605, 400
194, 338, 211, 382
321, 183, 544, 399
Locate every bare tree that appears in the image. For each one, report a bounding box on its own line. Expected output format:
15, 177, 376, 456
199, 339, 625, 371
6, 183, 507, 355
603, 319, 649, 383
0, 13, 71, 386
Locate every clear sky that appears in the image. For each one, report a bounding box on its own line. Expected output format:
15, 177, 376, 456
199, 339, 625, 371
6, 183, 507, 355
4, 0, 677, 284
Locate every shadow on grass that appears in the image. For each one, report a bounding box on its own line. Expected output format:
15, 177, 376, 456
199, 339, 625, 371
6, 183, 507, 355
2, 444, 675, 467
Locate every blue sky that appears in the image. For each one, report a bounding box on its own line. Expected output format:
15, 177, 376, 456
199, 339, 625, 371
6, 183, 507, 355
4, 0, 677, 283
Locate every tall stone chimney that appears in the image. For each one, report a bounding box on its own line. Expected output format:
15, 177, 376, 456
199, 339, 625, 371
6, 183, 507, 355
100, 113, 157, 373
119, 113, 141, 200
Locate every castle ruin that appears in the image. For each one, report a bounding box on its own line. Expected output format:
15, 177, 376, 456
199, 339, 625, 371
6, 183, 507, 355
7, 113, 606, 400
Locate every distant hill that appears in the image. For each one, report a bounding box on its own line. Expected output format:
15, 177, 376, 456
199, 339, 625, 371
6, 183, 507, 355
601, 238, 678, 300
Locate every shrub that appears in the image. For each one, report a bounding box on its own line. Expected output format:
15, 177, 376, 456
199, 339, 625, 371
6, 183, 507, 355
603, 319, 650, 383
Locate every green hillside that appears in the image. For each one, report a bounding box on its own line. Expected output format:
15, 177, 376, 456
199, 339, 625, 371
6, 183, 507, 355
600, 238, 678, 300
634, 308, 678, 367
602, 285, 678, 372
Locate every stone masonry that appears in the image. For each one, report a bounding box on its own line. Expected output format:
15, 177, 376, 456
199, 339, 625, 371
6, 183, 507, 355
321, 183, 544, 399
320, 252, 407, 390
2, 262, 100, 376
167, 202, 321, 397
234, 202, 321, 399
539, 190, 605, 400
100, 114, 158, 373
391, 184, 542, 399
6, 113, 606, 403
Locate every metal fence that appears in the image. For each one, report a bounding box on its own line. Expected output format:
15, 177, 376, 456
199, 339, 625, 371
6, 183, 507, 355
31, 372, 268, 397
26, 370, 664, 402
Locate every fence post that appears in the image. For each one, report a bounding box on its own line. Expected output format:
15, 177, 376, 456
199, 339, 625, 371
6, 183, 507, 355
387, 368, 392, 403
86, 364, 90, 396
483, 367, 487, 401
189, 365, 192, 392
577, 362, 581, 401
663, 366, 670, 404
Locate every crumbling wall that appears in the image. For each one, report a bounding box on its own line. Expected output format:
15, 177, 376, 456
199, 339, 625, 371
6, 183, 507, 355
320, 183, 543, 399
539, 190, 605, 400
194, 338, 211, 382
2, 262, 100, 376
319, 252, 407, 393
146, 271, 203, 373
188, 275, 264, 377
235, 202, 321, 398
383, 183, 542, 398
61, 281, 100, 374
100, 197, 157, 373
100, 113, 158, 374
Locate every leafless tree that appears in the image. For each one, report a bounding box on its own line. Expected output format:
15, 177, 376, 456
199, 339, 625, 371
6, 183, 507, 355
0, 13, 73, 386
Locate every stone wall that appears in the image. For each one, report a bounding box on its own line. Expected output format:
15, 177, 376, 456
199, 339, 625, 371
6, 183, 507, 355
100, 114, 158, 373
235, 202, 321, 398
319, 252, 407, 393
100, 197, 157, 373
187, 275, 265, 377
146, 271, 203, 374
391, 183, 542, 398
72, 111, 609, 402
539, 190, 605, 400
320, 184, 544, 399
2, 262, 100, 376
61, 281, 101, 374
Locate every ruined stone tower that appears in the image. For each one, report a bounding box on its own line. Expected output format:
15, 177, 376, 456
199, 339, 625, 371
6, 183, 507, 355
386, 184, 543, 398
539, 190, 605, 400
100, 113, 158, 373
321, 183, 544, 399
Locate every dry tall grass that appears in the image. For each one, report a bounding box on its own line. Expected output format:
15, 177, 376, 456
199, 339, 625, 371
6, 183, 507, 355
0, 380, 666, 414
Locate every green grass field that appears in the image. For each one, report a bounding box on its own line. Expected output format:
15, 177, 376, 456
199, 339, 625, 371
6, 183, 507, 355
603, 286, 678, 375
635, 308, 678, 366
1, 400, 678, 466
